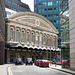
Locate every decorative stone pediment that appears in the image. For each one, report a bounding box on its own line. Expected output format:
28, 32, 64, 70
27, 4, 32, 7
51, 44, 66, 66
8, 12, 59, 34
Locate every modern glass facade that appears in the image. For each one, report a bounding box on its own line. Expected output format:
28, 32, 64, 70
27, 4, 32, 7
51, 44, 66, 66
34, 0, 61, 48
69, 0, 75, 71
5, 0, 31, 17
60, 0, 69, 60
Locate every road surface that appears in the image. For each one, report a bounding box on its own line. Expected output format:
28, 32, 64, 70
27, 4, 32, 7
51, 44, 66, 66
9, 64, 72, 75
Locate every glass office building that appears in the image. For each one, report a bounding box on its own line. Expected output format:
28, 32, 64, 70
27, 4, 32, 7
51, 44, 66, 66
5, 0, 31, 17
60, 0, 69, 61
34, 0, 61, 48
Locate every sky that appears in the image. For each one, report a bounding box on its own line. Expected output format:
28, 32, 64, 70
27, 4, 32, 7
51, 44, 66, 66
21, 0, 34, 12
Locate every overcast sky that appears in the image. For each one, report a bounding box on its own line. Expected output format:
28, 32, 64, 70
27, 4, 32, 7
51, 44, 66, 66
21, 0, 34, 12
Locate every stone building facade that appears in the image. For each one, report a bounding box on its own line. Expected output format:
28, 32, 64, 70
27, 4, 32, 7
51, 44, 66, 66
5, 12, 60, 63
69, 0, 75, 71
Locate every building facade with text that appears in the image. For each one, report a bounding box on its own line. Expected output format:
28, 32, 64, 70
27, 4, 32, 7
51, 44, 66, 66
5, 12, 60, 63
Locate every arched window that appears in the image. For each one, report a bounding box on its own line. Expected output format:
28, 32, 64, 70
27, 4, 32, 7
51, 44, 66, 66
31, 32, 34, 44
47, 36, 49, 46
40, 34, 42, 45
43, 35, 46, 45
16, 28, 20, 42
21, 30, 25, 42
36, 33, 38, 45
50, 37, 52, 47
10, 27, 14, 41
27, 31, 29, 43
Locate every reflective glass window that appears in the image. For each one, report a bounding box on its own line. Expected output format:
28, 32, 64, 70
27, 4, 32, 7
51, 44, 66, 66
42, 2, 45, 6
39, 3, 41, 7
48, 8, 52, 12
42, 8, 44, 13
54, 7, 59, 12
35, 0, 36, 4
54, 20, 59, 24
39, 9, 41, 13
45, 8, 47, 13
54, 14, 58, 18
54, 1, 58, 5
48, 2, 52, 6
44, 2, 47, 6
48, 14, 52, 18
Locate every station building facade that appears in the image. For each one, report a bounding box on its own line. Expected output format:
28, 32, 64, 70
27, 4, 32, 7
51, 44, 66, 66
5, 12, 60, 63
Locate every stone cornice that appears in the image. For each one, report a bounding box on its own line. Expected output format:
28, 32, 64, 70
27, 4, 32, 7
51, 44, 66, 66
8, 19, 58, 34
8, 12, 59, 34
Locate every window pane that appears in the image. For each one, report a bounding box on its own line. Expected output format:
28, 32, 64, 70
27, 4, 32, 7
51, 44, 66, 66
35, 6, 36, 10
54, 1, 58, 5
44, 2, 47, 6
35, 0, 36, 4
45, 8, 47, 13
54, 7, 58, 12
54, 14, 58, 18
16, 29, 19, 42
10, 28, 13, 41
43, 36, 46, 45
39, 3, 41, 7
48, 8, 52, 12
42, 8, 44, 13
41, 2, 48, 6
48, 2, 52, 6
42, 2, 45, 7
54, 20, 59, 24
31, 33, 34, 43
48, 14, 52, 18
36, 33, 38, 45
21, 31, 24, 42
39, 9, 41, 13
40, 34, 42, 45
27, 32, 29, 43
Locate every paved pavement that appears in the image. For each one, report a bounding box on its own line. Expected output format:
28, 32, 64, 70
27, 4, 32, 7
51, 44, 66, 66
0, 64, 14, 75
49, 64, 75, 75
8, 64, 72, 75
0, 64, 75, 75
